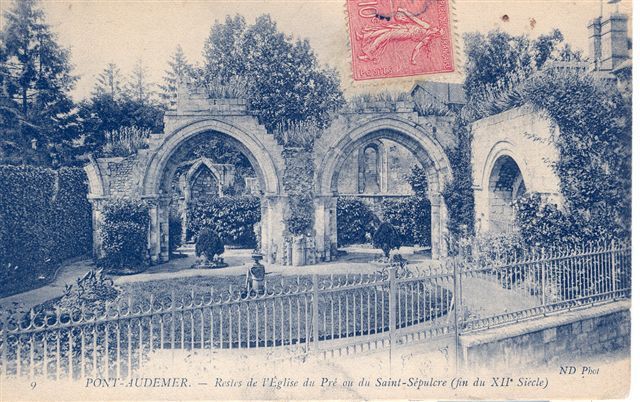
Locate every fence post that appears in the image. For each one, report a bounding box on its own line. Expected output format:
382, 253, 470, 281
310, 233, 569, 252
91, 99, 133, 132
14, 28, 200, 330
388, 266, 397, 350
541, 248, 547, 310
452, 258, 461, 372
611, 240, 617, 298
312, 274, 320, 354
170, 291, 176, 364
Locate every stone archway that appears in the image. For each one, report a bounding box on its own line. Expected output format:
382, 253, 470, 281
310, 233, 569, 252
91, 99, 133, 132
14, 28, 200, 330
141, 119, 284, 263
316, 117, 453, 260
486, 155, 526, 233
475, 141, 531, 234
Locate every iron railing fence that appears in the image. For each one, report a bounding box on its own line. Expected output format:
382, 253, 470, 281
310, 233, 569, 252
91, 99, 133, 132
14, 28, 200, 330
0, 240, 631, 379
459, 240, 631, 331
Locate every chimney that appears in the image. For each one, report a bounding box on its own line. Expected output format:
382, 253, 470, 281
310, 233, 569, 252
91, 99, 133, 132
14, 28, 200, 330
587, 17, 602, 71
599, 12, 629, 71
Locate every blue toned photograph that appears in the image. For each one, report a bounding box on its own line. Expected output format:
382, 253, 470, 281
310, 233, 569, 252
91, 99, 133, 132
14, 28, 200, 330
0, 0, 632, 400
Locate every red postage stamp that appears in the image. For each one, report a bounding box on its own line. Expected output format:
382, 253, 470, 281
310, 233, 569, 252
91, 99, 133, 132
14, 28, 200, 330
346, 0, 455, 80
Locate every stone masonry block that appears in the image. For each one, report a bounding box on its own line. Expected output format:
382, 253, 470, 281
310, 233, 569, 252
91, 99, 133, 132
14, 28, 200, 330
542, 328, 556, 343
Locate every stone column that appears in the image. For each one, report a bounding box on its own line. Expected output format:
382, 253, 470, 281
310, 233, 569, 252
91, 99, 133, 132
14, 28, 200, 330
430, 195, 448, 260
158, 197, 171, 263
314, 195, 338, 262
146, 197, 161, 264
261, 195, 287, 264
88, 197, 107, 259
473, 186, 490, 234
144, 195, 171, 264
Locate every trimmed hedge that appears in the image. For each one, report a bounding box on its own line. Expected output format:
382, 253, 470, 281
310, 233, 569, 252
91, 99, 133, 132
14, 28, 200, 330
188, 196, 261, 248
98, 199, 150, 273
336, 197, 380, 246
0, 165, 92, 296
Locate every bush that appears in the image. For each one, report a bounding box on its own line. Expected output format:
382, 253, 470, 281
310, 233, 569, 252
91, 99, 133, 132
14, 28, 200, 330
195, 228, 224, 261
169, 213, 183, 254
0, 166, 92, 296
382, 199, 414, 245
336, 197, 380, 246
514, 192, 580, 248
98, 199, 149, 273
102, 125, 150, 157
373, 222, 402, 258
382, 197, 431, 247
188, 196, 260, 247
57, 269, 121, 315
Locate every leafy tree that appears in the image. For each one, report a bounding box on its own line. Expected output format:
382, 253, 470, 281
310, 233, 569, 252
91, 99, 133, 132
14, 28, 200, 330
463, 30, 532, 99
0, 0, 80, 166
202, 14, 344, 134
405, 165, 428, 198
463, 29, 582, 121
336, 197, 380, 246
203, 14, 247, 82
160, 45, 193, 107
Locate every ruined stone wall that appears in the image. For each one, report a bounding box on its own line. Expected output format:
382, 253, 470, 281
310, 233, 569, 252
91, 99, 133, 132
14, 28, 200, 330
471, 105, 563, 234
336, 139, 421, 195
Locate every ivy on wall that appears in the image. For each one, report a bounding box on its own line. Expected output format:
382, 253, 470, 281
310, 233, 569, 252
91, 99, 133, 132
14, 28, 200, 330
514, 70, 631, 245
282, 148, 315, 236
441, 121, 475, 253
0, 166, 92, 296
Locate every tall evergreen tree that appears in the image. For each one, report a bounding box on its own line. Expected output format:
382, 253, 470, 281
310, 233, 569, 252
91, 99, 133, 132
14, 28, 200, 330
160, 45, 192, 108
125, 59, 155, 104
80, 60, 164, 155
93, 63, 123, 99
0, 0, 79, 166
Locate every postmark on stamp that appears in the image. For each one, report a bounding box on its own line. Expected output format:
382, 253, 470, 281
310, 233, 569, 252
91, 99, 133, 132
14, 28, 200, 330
346, 0, 455, 81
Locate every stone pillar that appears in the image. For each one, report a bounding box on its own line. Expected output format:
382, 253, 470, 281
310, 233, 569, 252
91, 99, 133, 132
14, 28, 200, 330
314, 195, 338, 262
147, 197, 161, 264
88, 197, 107, 259
261, 195, 287, 264
430, 195, 448, 260
145, 195, 171, 264
473, 187, 491, 234
381, 145, 389, 193
158, 197, 171, 263
179, 199, 188, 243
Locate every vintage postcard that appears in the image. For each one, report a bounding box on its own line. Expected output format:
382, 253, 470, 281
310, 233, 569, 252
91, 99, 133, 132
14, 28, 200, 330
0, 0, 633, 400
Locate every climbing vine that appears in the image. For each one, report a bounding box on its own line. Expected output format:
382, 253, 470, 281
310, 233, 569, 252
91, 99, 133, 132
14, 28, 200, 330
442, 119, 475, 253
514, 70, 631, 245
282, 148, 315, 236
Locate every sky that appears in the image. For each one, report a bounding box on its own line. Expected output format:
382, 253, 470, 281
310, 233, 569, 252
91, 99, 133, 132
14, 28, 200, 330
0, 0, 633, 100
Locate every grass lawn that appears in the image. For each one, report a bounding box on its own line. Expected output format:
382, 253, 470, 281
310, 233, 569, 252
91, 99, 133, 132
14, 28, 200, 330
113, 272, 452, 348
